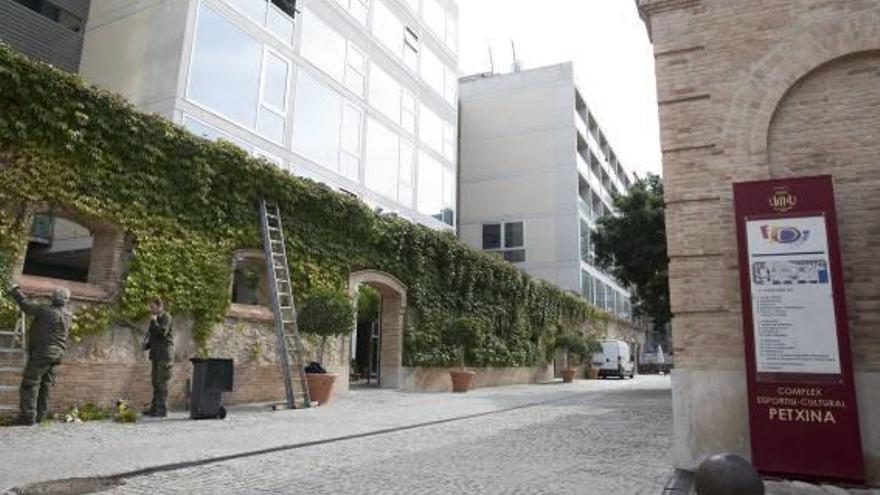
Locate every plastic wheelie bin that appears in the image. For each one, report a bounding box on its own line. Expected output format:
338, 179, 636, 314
190, 358, 234, 419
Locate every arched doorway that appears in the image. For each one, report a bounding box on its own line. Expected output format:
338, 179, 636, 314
348, 270, 407, 390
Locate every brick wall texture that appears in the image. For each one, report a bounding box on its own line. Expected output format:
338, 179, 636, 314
639, 0, 880, 372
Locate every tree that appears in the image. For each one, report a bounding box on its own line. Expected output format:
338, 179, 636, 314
296, 288, 355, 364
592, 174, 671, 328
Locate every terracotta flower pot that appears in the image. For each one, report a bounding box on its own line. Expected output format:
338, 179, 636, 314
586, 367, 600, 380
449, 370, 475, 393
306, 373, 337, 405
562, 368, 577, 383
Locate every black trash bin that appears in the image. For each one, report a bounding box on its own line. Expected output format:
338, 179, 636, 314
190, 358, 234, 420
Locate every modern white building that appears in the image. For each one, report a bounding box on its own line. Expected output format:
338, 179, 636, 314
459, 62, 633, 319
75, 0, 459, 230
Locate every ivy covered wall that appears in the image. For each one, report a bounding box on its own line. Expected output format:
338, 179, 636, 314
0, 45, 602, 367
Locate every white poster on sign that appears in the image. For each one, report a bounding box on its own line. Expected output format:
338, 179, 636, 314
745, 215, 841, 375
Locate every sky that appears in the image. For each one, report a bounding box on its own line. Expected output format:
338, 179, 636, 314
457, 0, 663, 178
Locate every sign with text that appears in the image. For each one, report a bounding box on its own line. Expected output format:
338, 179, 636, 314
733, 176, 864, 483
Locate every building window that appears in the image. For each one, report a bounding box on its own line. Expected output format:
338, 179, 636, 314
301, 10, 347, 82
365, 118, 400, 200
292, 72, 341, 168
257, 50, 290, 143
581, 270, 595, 305
232, 256, 271, 306
364, 118, 415, 206
580, 220, 594, 264
398, 142, 415, 207
420, 47, 445, 98
401, 90, 416, 133
444, 67, 458, 105
368, 64, 418, 134
23, 216, 94, 283
340, 103, 363, 181
292, 72, 362, 176
417, 151, 454, 225
345, 42, 367, 97
223, 0, 295, 44
301, 11, 367, 98
334, 0, 368, 25
189, 5, 262, 129
12, 0, 83, 32
482, 221, 525, 263
17, 210, 128, 301
442, 122, 456, 162
188, 5, 290, 144
403, 27, 420, 72
372, 0, 419, 73
418, 103, 444, 154
421, 0, 456, 53
422, 0, 445, 42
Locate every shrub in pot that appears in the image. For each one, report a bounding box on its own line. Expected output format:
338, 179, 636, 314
296, 288, 355, 405
552, 333, 589, 383
445, 316, 485, 392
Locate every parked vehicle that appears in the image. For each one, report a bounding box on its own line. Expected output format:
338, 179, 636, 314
591, 339, 635, 379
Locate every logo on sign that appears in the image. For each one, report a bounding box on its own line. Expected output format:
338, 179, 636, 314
769, 187, 797, 212
761, 225, 810, 246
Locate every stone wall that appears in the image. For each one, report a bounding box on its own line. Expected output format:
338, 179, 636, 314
2, 311, 349, 413
400, 366, 554, 393
638, 0, 880, 482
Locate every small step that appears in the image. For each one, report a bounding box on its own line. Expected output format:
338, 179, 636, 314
0, 331, 21, 337
0, 349, 24, 354
0, 366, 23, 373
0, 385, 17, 391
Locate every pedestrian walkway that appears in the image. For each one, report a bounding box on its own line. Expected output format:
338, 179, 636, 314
1, 376, 671, 494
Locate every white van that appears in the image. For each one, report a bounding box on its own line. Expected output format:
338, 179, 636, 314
591, 339, 635, 379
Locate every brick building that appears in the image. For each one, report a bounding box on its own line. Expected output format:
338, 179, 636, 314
638, 0, 880, 483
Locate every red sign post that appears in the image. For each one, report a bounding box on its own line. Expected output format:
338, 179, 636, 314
733, 175, 864, 483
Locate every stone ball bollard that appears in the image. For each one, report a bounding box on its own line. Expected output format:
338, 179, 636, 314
695, 453, 764, 495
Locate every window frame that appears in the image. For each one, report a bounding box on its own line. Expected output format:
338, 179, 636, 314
344, 41, 367, 97
256, 46, 292, 144
482, 221, 526, 263
339, 101, 363, 180
224, 0, 296, 45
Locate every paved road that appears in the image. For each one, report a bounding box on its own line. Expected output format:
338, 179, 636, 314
107, 376, 672, 495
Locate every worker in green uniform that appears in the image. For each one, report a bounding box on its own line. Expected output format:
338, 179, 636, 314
143, 298, 173, 417
8, 285, 72, 426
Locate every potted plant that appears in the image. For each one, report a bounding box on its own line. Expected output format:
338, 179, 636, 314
553, 333, 589, 383
585, 335, 604, 379
445, 316, 484, 393
296, 287, 355, 405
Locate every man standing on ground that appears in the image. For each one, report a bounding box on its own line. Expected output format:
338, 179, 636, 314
8, 285, 72, 425
143, 298, 173, 417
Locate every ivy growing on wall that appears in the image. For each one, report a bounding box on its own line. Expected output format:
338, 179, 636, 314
0, 45, 603, 366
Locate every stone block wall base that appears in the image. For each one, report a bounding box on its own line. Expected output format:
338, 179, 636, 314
399, 366, 553, 393
46, 360, 288, 412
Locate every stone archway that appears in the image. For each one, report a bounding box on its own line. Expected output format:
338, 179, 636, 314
348, 270, 407, 389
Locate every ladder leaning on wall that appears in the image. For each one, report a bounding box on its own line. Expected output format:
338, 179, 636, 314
0, 311, 26, 413
259, 200, 311, 410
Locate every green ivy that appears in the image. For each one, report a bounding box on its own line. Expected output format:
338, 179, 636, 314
0, 45, 604, 366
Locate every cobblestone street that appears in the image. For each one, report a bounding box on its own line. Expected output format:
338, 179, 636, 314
2, 376, 672, 494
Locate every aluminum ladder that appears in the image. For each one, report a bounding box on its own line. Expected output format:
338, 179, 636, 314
0, 311, 26, 414
259, 200, 311, 409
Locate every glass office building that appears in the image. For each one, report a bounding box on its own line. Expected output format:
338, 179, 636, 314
77, 0, 459, 230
